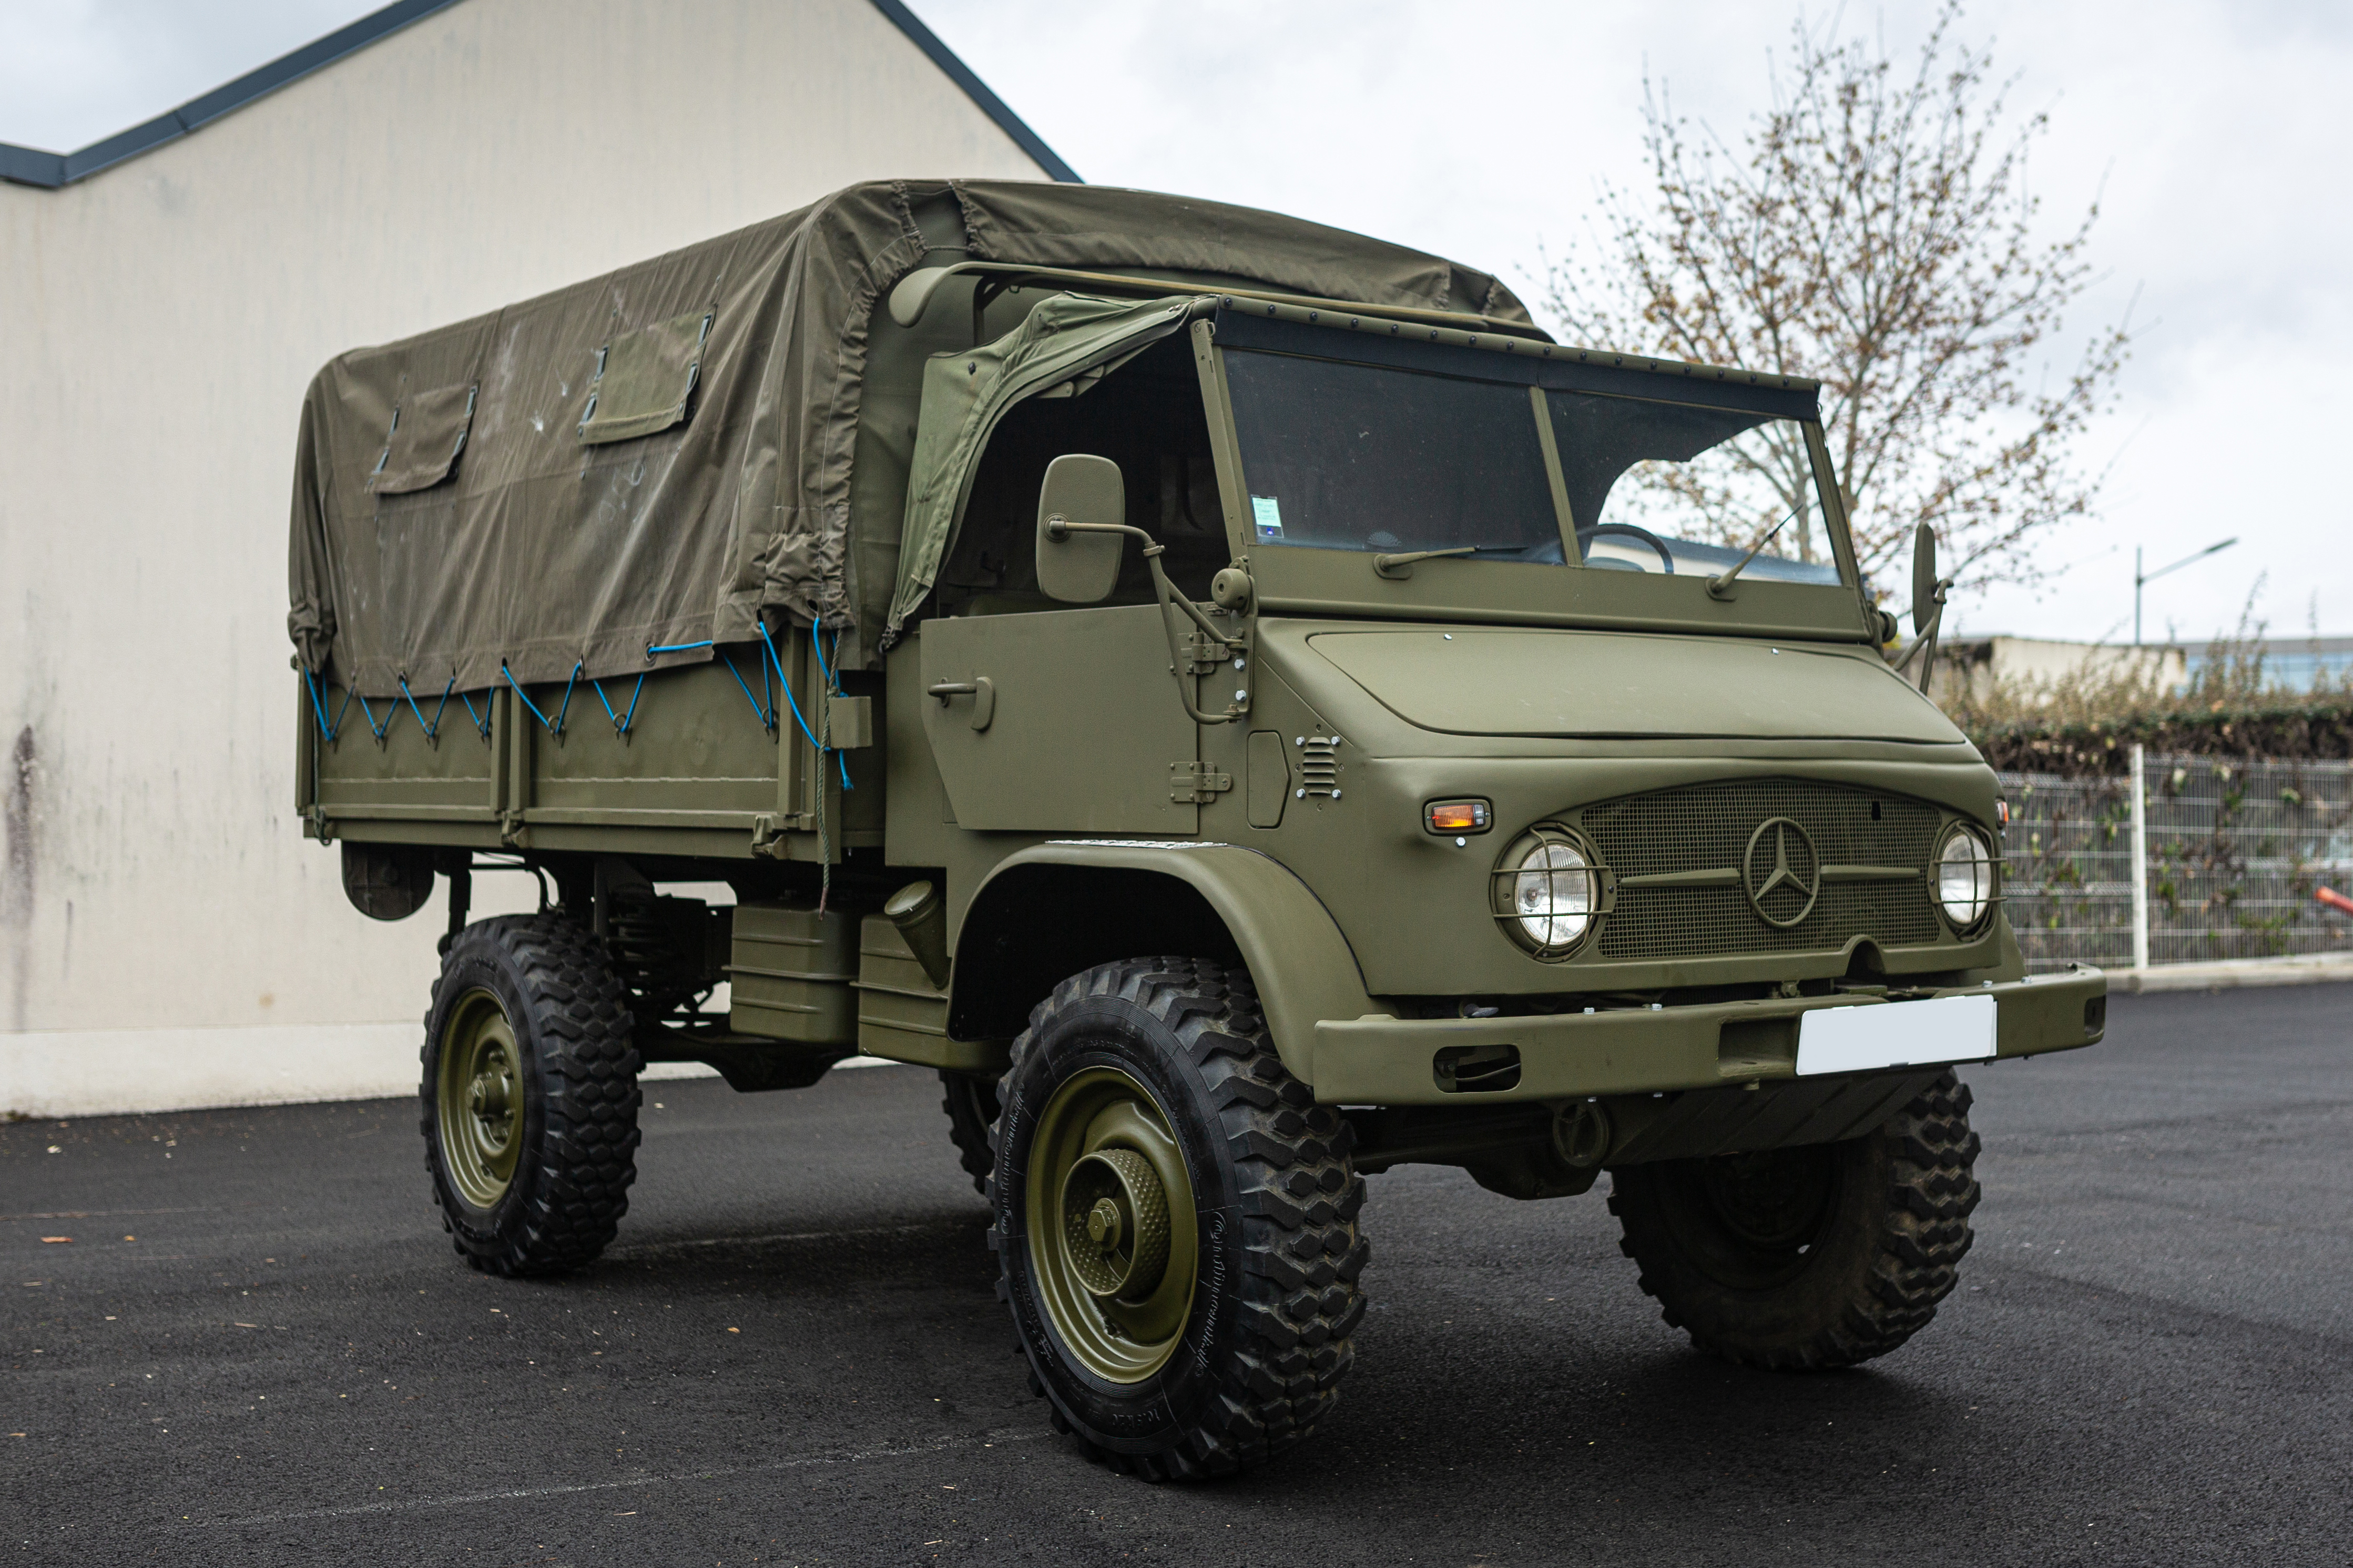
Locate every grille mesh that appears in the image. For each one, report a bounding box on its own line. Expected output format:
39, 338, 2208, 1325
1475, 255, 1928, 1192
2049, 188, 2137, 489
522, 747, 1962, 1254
1580, 779, 1944, 959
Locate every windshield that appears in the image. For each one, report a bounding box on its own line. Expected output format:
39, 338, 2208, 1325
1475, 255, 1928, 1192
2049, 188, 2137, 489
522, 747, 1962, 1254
1222, 353, 1565, 562
1223, 349, 1842, 585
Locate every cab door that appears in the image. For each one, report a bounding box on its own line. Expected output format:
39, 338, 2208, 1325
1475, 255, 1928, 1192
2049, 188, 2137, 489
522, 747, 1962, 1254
919, 603, 1200, 835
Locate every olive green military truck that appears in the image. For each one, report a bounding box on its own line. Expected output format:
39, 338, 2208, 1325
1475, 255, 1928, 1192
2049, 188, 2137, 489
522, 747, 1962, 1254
290, 179, 2104, 1480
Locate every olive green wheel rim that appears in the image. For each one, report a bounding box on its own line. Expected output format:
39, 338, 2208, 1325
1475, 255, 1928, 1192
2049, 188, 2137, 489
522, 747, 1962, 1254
436, 987, 524, 1210
1025, 1066, 1199, 1383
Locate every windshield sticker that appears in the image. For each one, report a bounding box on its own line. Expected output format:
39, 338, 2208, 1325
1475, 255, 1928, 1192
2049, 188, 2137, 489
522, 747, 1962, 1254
1250, 495, 1285, 539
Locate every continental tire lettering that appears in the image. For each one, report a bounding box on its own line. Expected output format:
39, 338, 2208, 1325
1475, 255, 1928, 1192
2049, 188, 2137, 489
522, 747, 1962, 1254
1195, 1208, 1228, 1371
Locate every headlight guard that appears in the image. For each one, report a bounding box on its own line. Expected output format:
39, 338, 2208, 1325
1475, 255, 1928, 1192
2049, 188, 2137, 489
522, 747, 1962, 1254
1932, 822, 1997, 934
1490, 823, 1612, 960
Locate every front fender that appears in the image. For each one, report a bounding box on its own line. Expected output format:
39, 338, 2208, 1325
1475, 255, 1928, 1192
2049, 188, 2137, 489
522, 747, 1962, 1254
952, 842, 1375, 1085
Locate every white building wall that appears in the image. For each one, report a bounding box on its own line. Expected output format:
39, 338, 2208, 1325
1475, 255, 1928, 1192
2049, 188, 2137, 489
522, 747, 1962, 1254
0, 0, 1050, 1115
1930, 636, 2191, 708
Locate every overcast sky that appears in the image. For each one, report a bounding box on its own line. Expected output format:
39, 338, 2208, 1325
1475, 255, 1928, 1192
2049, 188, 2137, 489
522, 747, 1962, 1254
4, 0, 2346, 646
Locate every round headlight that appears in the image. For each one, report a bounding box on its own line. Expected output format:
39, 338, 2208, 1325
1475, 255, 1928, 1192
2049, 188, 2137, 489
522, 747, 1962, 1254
1934, 826, 1994, 931
1512, 837, 1593, 952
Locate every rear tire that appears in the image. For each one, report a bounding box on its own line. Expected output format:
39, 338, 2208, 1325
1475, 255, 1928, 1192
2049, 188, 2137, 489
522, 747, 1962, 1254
992, 958, 1368, 1480
1607, 1070, 1980, 1368
940, 1069, 1001, 1195
420, 913, 641, 1276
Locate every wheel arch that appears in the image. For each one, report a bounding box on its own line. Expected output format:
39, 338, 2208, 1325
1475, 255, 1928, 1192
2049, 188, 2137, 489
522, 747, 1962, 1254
948, 843, 1375, 1084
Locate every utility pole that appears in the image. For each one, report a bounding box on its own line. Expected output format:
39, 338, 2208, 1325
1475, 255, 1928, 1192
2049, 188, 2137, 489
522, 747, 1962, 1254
2135, 537, 2238, 645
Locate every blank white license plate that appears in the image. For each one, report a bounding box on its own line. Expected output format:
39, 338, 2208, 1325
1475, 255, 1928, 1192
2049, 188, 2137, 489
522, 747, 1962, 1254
1796, 993, 1997, 1076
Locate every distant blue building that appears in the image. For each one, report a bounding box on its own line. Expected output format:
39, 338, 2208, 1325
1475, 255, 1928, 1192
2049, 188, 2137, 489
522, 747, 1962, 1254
2182, 637, 2353, 693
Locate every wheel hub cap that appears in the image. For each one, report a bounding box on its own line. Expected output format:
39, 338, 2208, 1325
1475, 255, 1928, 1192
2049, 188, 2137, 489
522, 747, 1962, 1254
435, 989, 524, 1211
1062, 1148, 1170, 1300
469, 1066, 514, 1138
1023, 1066, 1200, 1383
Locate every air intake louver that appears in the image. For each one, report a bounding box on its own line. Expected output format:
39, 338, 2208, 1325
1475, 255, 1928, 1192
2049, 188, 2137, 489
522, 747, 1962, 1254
1297, 735, 1342, 799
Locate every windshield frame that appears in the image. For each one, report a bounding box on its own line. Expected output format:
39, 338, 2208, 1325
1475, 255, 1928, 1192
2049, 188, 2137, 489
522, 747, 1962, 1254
1194, 304, 1873, 644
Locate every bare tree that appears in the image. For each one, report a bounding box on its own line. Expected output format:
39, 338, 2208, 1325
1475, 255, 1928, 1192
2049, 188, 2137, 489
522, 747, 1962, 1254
1539, 3, 2131, 605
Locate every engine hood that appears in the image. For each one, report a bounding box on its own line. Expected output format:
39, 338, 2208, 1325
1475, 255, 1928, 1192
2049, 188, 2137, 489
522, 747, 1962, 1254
1304, 628, 1963, 744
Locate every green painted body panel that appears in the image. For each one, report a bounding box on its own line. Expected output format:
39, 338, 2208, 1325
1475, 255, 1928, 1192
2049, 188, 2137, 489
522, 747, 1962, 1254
311, 688, 500, 821
1307, 629, 1960, 744
1163, 621, 2002, 998
958, 842, 1377, 1085
855, 915, 1006, 1073
1249, 540, 1873, 643
919, 604, 1199, 835
728, 902, 859, 1045
310, 639, 873, 862
1311, 970, 2103, 1107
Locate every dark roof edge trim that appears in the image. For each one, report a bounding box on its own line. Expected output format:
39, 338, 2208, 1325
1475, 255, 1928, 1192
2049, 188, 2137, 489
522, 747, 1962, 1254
865, 0, 1081, 184
2, 0, 1077, 193
0, 0, 466, 189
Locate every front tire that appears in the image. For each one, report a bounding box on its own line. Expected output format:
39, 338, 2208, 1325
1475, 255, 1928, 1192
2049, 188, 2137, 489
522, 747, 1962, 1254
992, 958, 1368, 1480
1607, 1070, 1980, 1368
421, 913, 641, 1276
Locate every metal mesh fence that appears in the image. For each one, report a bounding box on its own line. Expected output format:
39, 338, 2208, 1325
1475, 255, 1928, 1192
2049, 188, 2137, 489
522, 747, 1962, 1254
2000, 770, 2134, 971
2000, 755, 2353, 971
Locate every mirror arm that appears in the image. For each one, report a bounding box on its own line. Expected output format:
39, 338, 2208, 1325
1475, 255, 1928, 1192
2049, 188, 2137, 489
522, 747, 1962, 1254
1048, 517, 1248, 722
1891, 579, 1953, 693
1152, 554, 1242, 651
1153, 566, 1251, 725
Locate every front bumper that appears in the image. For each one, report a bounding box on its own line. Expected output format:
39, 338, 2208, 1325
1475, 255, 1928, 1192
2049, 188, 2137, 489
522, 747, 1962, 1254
1308, 966, 2105, 1106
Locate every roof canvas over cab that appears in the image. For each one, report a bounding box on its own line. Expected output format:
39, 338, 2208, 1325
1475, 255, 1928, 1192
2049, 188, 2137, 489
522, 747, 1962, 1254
287, 178, 1535, 697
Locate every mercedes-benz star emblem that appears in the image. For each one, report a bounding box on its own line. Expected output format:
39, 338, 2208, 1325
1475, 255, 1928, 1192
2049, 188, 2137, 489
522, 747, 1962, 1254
1743, 817, 1819, 928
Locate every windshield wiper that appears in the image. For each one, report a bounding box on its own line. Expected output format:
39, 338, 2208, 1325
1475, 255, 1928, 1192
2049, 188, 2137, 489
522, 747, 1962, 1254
1373, 545, 1499, 580
1706, 506, 1801, 600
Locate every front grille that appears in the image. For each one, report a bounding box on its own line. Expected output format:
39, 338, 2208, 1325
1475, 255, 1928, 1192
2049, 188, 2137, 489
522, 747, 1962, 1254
1579, 778, 1945, 960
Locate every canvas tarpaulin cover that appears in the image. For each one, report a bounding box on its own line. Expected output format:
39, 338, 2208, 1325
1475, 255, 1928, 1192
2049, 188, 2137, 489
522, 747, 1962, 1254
287, 179, 1535, 697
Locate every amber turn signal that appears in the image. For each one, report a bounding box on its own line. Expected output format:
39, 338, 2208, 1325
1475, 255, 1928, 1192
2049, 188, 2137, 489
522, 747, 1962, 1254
1425, 799, 1491, 834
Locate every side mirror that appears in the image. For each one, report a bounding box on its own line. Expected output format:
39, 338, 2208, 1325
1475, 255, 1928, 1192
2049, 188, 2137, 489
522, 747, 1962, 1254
1910, 522, 1941, 632
1036, 454, 1126, 603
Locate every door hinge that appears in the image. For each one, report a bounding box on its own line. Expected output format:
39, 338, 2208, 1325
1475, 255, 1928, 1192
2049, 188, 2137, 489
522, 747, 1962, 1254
1172, 630, 1228, 677
1169, 760, 1234, 803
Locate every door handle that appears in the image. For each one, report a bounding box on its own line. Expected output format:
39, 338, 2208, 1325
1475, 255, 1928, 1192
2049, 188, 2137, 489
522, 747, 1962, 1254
927, 676, 995, 731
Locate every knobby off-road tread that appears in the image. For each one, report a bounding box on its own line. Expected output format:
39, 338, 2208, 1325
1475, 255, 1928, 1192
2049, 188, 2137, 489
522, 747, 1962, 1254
1840, 1071, 1982, 1359
939, 1070, 1001, 1195
992, 958, 1369, 1481
1610, 1069, 1980, 1370
422, 912, 641, 1276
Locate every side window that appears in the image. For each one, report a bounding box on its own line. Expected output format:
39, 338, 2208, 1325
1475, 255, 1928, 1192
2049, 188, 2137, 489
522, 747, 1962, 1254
934, 335, 1226, 616
367, 383, 478, 495
577, 310, 714, 445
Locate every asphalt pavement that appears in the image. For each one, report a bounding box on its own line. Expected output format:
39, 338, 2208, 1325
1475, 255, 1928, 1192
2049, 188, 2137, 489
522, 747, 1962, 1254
6, 983, 2350, 1566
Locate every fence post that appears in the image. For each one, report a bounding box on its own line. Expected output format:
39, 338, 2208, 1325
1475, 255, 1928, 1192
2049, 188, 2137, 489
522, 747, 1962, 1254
2130, 742, 2150, 971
